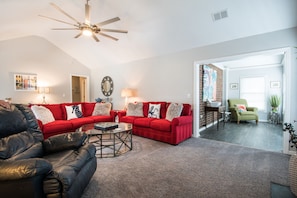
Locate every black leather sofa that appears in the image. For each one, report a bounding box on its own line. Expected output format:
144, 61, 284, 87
0, 103, 97, 198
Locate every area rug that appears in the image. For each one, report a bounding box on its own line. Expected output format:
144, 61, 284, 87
82, 136, 290, 198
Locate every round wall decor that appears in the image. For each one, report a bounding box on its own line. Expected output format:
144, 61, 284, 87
101, 76, 113, 96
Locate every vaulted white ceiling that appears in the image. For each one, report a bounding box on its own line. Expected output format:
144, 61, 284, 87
0, 0, 296, 69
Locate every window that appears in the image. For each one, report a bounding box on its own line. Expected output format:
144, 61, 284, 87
240, 77, 266, 111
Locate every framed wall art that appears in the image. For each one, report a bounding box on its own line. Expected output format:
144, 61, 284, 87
202, 65, 217, 101
270, 81, 280, 88
230, 83, 238, 90
14, 73, 37, 91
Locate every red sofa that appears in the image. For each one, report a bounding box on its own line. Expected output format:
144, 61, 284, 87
118, 102, 193, 145
30, 102, 116, 139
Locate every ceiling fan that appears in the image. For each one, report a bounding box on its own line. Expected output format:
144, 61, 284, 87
39, 0, 128, 42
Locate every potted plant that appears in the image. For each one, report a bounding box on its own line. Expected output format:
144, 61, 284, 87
269, 95, 280, 113
284, 122, 297, 196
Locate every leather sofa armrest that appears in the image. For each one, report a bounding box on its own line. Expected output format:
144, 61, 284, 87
171, 116, 193, 125
43, 132, 87, 154
0, 158, 52, 181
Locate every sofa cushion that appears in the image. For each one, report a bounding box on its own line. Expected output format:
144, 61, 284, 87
143, 102, 167, 118
134, 118, 156, 128
68, 117, 95, 129
148, 104, 161, 118
0, 131, 36, 159
181, 104, 192, 116
43, 120, 74, 134
120, 116, 140, 124
82, 102, 96, 116
126, 102, 143, 116
236, 104, 247, 112
65, 104, 83, 120
150, 119, 171, 132
91, 115, 113, 123
31, 105, 55, 124
92, 103, 111, 116
61, 103, 82, 120
166, 103, 183, 121
40, 104, 64, 120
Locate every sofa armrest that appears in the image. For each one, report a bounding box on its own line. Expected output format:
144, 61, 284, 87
229, 107, 240, 116
247, 107, 258, 112
171, 116, 193, 126
43, 132, 87, 154
36, 119, 44, 131
117, 110, 127, 120
110, 110, 117, 121
0, 158, 52, 181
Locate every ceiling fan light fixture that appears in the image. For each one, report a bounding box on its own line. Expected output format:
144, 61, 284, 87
82, 27, 92, 36
40, 1, 128, 42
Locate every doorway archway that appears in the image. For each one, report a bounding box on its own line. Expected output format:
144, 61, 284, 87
193, 47, 293, 153
71, 75, 90, 102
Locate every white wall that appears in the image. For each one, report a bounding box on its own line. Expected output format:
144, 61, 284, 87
91, 27, 297, 118
227, 66, 283, 121
0, 36, 91, 104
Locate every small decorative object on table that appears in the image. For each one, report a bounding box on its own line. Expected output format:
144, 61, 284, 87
284, 121, 297, 196
94, 122, 118, 131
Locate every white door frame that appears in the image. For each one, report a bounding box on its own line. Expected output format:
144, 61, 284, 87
70, 74, 90, 102
193, 47, 293, 144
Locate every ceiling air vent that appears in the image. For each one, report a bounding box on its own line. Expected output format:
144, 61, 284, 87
212, 9, 228, 21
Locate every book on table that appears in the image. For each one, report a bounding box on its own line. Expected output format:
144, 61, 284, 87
94, 122, 118, 131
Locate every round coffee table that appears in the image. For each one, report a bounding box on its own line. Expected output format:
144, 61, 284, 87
78, 122, 133, 158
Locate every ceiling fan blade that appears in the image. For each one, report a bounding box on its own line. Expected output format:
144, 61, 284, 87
92, 33, 100, 42
39, 15, 79, 27
74, 32, 83, 38
100, 28, 128, 33
50, 2, 81, 25
98, 32, 118, 41
96, 17, 120, 27
52, 28, 79, 30
85, 1, 91, 25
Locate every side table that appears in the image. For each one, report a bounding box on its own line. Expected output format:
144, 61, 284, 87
205, 106, 226, 130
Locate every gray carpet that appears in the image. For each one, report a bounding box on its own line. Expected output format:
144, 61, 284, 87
82, 136, 291, 198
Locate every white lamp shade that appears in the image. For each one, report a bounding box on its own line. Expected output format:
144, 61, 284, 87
121, 88, 134, 97
38, 87, 50, 94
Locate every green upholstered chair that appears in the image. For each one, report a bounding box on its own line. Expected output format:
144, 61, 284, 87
228, 99, 259, 124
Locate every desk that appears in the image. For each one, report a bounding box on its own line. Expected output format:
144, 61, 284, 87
205, 106, 226, 130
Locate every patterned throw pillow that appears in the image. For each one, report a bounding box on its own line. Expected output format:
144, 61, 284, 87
126, 102, 144, 116
165, 103, 184, 121
92, 103, 112, 116
235, 104, 247, 113
65, 104, 83, 120
148, 104, 161, 118
31, 105, 55, 124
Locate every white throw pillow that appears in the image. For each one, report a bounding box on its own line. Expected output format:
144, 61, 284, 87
65, 104, 83, 120
92, 103, 111, 116
126, 102, 144, 116
166, 103, 183, 121
31, 105, 55, 124
148, 104, 161, 118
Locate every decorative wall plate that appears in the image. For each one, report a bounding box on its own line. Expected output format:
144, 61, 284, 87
101, 76, 113, 96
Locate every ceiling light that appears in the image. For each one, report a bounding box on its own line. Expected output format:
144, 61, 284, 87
82, 28, 92, 36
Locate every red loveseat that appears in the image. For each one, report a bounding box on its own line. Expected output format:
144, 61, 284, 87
118, 102, 193, 145
30, 102, 116, 139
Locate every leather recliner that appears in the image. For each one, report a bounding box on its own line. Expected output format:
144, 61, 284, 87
0, 103, 97, 198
